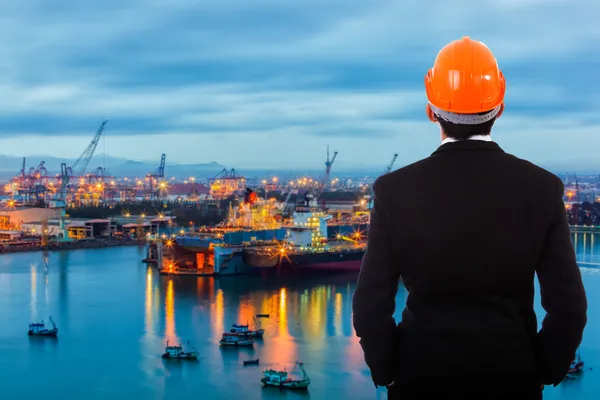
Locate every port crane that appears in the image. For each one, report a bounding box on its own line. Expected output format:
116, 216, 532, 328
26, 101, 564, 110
384, 153, 398, 175
209, 168, 246, 199
322, 145, 338, 189
365, 153, 399, 211
145, 153, 167, 201
68, 119, 108, 177
276, 187, 299, 213
9, 158, 50, 203
48, 163, 71, 241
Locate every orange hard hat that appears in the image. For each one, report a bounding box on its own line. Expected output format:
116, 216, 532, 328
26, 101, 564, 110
425, 36, 505, 115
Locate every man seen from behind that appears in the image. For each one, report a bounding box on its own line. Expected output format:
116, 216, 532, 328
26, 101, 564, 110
352, 36, 587, 399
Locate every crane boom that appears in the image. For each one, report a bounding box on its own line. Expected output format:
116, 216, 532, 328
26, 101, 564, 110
384, 153, 398, 175
71, 119, 108, 177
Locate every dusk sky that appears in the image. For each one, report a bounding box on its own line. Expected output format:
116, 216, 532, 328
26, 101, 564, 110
0, 0, 598, 171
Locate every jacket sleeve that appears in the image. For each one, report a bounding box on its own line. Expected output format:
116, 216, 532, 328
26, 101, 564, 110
536, 178, 587, 385
352, 178, 401, 387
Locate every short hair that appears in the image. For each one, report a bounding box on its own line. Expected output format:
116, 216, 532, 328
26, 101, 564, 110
437, 111, 497, 140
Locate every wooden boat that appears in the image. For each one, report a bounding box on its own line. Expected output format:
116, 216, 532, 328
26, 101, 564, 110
219, 333, 254, 347
230, 318, 265, 338
256, 314, 270, 318
28, 317, 58, 337
261, 361, 310, 389
243, 358, 260, 365
162, 340, 198, 359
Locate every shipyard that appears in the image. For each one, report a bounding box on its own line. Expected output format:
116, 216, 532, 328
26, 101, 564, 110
0, 122, 377, 276
0, 122, 597, 280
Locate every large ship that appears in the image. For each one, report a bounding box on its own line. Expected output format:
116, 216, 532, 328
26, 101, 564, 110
147, 191, 366, 276
243, 193, 366, 272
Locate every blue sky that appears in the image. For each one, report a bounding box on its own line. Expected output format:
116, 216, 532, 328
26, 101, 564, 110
0, 0, 598, 171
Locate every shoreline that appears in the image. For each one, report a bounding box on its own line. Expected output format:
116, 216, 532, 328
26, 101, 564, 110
0, 239, 146, 254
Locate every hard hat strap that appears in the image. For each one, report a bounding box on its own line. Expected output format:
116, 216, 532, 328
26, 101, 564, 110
429, 104, 502, 125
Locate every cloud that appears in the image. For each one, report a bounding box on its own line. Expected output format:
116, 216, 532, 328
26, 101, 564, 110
0, 0, 598, 169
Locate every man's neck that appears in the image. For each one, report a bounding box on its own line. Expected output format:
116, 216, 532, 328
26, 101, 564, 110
441, 135, 492, 145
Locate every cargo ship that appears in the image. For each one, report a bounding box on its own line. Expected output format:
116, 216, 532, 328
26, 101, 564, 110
147, 191, 366, 276
243, 193, 366, 272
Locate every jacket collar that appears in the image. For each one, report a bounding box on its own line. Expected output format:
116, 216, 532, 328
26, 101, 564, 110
432, 140, 504, 155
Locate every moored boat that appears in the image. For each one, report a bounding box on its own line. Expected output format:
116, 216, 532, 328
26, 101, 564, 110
567, 351, 584, 377
219, 332, 254, 347
28, 317, 58, 337
261, 361, 310, 389
162, 340, 199, 359
244, 358, 260, 365
230, 318, 265, 338
256, 313, 270, 318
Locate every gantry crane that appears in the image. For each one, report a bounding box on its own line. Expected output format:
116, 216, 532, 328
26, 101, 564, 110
10, 158, 50, 203
48, 163, 71, 241
209, 168, 245, 199
145, 153, 167, 201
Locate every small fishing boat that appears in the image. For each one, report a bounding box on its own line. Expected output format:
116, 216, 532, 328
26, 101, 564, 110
243, 358, 260, 365
162, 340, 199, 359
261, 361, 310, 389
567, 351, 584, 377
28, 317, 58, 337
230, 319, 265, 339
256, 313, 270, 318
219, 333, 254, 347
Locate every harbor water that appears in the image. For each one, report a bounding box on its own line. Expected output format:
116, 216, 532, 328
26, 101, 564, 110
0, 232, 599, 399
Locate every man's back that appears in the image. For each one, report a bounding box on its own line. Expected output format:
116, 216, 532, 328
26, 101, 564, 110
352, 140, 587, 398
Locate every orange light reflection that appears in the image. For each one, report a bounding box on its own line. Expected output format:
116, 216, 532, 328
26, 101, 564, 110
145, 268, 154, 336
164, 279, 177, 342
211, 289, 224, 339
238, 298, 256, 326
279, 288, 289, 337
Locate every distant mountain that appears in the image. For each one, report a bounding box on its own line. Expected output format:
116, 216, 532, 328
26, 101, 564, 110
0, 153, 227, 181
110, 160, 226, 179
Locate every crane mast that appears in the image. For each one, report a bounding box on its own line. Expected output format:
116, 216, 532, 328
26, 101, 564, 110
322, 145, 338, 189
49, 163, 71, 241
145, 153, 167, 201
71, 119, 108, 177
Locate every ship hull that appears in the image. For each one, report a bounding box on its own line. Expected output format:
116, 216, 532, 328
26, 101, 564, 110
281, 250, 364, 272
243, 252, 279, 268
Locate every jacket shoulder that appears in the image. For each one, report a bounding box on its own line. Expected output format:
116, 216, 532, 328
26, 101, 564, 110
375, 158, 429, 187
503, 153, 564, 191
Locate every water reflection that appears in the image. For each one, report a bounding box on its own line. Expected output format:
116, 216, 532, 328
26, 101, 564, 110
57, 251, 69, 324
30, 262, 37, 320
6, 241, 600, 399
144, 268, 155, 337
573, 231, 600, 266
164, 279, 177, 343
43, 255, 49, 303
334, 292, 342, 336
211, 288, 224, 340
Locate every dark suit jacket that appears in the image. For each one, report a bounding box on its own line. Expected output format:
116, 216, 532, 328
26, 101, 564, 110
352, 140, 587, 396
